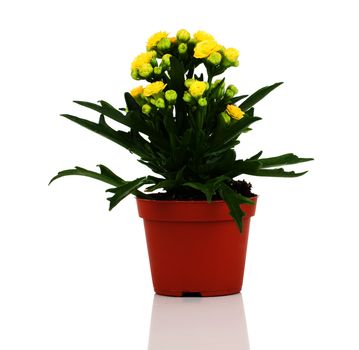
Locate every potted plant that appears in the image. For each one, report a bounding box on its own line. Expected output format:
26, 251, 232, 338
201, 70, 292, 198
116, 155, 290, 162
50, 29, 312, 297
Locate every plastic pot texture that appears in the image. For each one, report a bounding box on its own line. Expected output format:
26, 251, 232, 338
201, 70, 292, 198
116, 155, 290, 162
136, 197, 257, 297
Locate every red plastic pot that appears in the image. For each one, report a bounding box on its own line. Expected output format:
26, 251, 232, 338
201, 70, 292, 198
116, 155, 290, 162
137, 197, 257, 297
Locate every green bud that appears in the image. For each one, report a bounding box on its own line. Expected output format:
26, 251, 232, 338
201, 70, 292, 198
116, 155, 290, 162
222, 58, 240, 69
154, 97, 165, 109
131, 69, 140, 80
161, 54, 172, 67
225, 89, 235, 98
221, 112, 231, 124
138, 63, 153, 78
154, 66, 162, 75
207, 52, 222, 66
176, 29, 190, 42
184, 79, 195, 88
142, 104, 152, 115
178, 43, 187, 55
227, 84, 238, 95
183, 91, 193, 103
157, 37, 171, 51
198, 97, 207, 107
165, 90, 177, 103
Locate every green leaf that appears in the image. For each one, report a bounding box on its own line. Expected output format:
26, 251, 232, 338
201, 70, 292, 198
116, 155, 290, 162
228, 95, 248, 104
60, 113, 132, 150
49, 164, 125, 186
73, 100, 168, 150
246, 167, 308, 177
145, 179, 176, 192
226, 159, 262, 178
210, 116, 261, 151
239, 82, 283, 111
184, 175, 230, 202
124, 92, 141, 112
107, 176, 153, 210
74, 100, 126, 124
218, 183, 254, 232
258, 153, 314, 168
249, 151, 263, 160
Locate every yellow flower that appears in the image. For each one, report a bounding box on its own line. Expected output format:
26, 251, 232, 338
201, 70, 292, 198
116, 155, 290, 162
143, 81, 167, 97
131, 51, 155, 70
147, 31, 168, 50
169, 36, 177, 44
194, 40, 222, 59
193, 30, 214, 42
130, 85, 143, 98
189, 81, 207, 98
226, 104, 244, 120
224, 48, 239, 63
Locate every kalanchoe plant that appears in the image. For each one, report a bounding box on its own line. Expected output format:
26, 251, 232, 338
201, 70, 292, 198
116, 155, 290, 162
50, 29, 313, 231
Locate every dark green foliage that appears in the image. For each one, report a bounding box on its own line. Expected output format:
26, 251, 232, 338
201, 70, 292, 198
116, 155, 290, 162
50, 56, 312, 232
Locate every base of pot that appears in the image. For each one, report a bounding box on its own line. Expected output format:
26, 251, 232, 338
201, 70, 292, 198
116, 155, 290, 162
155, 288, 241, 297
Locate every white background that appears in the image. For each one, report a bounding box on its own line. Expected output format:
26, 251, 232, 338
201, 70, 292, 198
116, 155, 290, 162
1, 0, 358, 349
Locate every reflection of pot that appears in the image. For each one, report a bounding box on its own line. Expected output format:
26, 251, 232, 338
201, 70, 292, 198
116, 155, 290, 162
137, 198, 257, 297
148, 294, 250, 350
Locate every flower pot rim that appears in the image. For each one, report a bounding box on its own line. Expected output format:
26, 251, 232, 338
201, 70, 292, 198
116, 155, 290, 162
136, 195, 258, 204
136, 196, 257, 222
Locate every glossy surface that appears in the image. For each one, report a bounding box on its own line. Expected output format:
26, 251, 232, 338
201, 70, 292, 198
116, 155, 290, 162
137, 198, 257, 296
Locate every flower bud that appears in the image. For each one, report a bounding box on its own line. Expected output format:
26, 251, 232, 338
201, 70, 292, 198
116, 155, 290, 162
183, 91, 193, 103
178, 43, 188, 55
154, 66, 162, 75
227, 84, 238, 95
157, 37, 171, 51
198, 97, 207, 107
224, 48, 239, 63
176, 29, 190, 42
207, 51, 222, 65
131, 69, 140, 80
221, 112, 231, 124
165, 90, 177, 104
142, 104, 152, 115
138, 63, 153, 78
225, 89, 235, 99
154, 97, 165, 109
161, 54, 172, 68
222, 48, 240, 68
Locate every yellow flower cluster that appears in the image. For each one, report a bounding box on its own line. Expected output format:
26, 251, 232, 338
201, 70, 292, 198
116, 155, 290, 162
130, 30, 240, 82
129, 30, 242, 118
130, 81, 178, 114
131, 51, 156, 80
